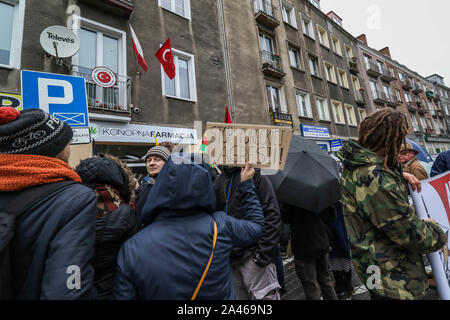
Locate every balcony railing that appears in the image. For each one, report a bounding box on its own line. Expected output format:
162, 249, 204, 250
254, 0, 280, 28
365, 61, 382, 77
380, 68, 396, 82
401, 78, 413, 91
261, 50, 285, 78
385, 94, 401, 107
372, 90, 386, 104
426, 90, 435, 99
349, 59, 359, 75
355, 91, 366, 106
412, 83, 423, 94
73, 66, 131, 114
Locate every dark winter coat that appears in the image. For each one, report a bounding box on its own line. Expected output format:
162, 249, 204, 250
135, 181, 153, 219
75, 157, 140, 299
329, 202, 351, 259
431, 150, 450, 177
0, 183, 97, 299
112, 154, 264, 300
214, 167, 281, 267
281, 203, 336, 260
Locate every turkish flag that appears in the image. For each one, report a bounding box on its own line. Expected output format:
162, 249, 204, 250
224, 105, 232, 123
155, 38, 176, 80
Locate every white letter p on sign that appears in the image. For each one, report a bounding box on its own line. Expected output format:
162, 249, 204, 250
38, 78, 74, 114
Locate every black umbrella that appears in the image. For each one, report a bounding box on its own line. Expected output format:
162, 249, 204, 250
268, 135, 341, 213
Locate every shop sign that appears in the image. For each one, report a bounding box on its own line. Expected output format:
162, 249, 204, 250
301, 125, 330, 138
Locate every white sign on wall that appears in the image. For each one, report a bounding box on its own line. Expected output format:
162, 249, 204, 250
89, 121, 197, 144
410, 171, 450, 300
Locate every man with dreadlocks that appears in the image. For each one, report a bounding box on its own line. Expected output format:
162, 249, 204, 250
337, 108, 447, 300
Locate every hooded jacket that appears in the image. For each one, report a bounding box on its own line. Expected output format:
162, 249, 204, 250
214, 167, 281, 267
431, 150, 450, 177
111, 154, 264, 300
75, 157, 141, 300
337, 139, 447, 300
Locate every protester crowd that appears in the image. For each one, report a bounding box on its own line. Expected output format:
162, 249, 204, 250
0, 106, 448, 300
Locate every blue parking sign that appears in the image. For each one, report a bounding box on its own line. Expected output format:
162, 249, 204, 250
21, 70, 89, 127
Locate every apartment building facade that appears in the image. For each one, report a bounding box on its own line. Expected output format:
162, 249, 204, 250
356, 35, 450, 155
224, 0, 369, 152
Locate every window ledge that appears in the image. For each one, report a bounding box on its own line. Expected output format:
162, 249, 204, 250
311, 75, 323, 81
341, 86, 350, 91
349, 124, 358, 127
334, 52, 343, 59
0, 64, 15, 70
299, 115, 314, 120
319, 119, 331, 123
335, 122, 347, 126
284, 21, 298, 31
164, 94, 196, 103
304, 34, 316, 42
160, 6, 190, 21
320, 43, 330, 51
327, 80, 338, 86
291, 66, 304, 73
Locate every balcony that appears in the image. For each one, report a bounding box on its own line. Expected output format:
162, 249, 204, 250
412, 83, 423, 94
261, 50, 285, 78
401, 78, 413, 91
385, 95, 401, 107
426, 90, 435, 100
73, 66, 131, 115
407, 102, 420, 112
437, 109, 445, 118
254, 0, 280, 29
270, 111, 293, 127
372, 90, 387, 104
425, 128, 434, 135
365, 62, 382, 78
355, 91, 366, 106
79, 0, 133, 18
380, 68, 396, 82
349, 59, 359, 75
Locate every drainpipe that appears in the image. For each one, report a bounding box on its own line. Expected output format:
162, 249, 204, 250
217, 0, 235, 122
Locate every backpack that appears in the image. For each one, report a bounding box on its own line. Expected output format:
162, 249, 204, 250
0, 181, 77, 299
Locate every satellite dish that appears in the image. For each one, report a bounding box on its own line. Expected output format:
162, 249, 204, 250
40, 25, 80, 58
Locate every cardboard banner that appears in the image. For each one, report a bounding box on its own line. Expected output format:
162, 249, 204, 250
410, 171, 450, 300
201, 122, 292, 170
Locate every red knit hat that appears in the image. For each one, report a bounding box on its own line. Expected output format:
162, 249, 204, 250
0, 107, 20, 125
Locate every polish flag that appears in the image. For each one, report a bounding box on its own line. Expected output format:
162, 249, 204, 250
130, 25, 148, 72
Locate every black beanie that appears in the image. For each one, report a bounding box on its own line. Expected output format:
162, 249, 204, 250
0, 107, 73, 157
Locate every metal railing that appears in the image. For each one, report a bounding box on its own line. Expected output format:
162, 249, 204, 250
72, 66, 131, 113
254, 0, 277, 18
365, 61, 381, 74
261, 50, 282, 72
401, 77, 413, 89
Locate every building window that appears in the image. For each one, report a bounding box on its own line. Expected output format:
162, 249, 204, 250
317, 25, 329, 48
309, 55, 319, 77
358, 108, 366, 121
395, 89, 402, 102
288, 46, 301, 69
383, 84, 392, 100
389, 66, 396, 78
344, 45, 353, 60
352, 76, 361, 92
363, 54, 372, 69
420, 116, 427, 130
345, 104, 357, 126
332, 100, 345, 124
281, 1, 297, 28
301, 14, 314, 39
0, 0, 25, 69
404, 91, 411, 103
259, 33, 275, 54
266, 84, 286, 113
377, 60, 384, 74
159, 0, 191, 19
296, 90, 312, 118
331, 36, 342, 56
338, 69, 349, 88
369, 80, 380, 99
72, 17, 128, 111
324, 62, 336, 83
162, 48, 197, 101
309, 0, 320, 9
411, 115, 419, 132
316, 97, 330, 121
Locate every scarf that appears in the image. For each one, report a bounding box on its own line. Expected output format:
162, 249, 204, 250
0, 154, 81, 192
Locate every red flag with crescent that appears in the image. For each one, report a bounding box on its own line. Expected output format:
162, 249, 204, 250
155, 38, 176, 80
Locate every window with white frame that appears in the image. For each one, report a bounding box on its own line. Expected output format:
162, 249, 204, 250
317, 25, 329, 47
369, 80, 380, 99
331, 36, 342, 56
345, 104, 357, 126
358, 108, 366, 121
159, 0, 191, 19
344, 45, 353, 60
352, 76, 360, 92
411, 115, 419, 132
383, 84, 392, 100
309, 0, 320, 9
309, 55, 319, 77
316, 97, 330, 121
389, 66, 395, 78
266, 84, 286, 113
332, 100, 345, 124
420, 116, 427, 130
338, 69, 348, 88
324, 62, 336, 83
296, 90, 312, 118
404, 91, 411, 103
301, 14, 314, 39
0, 0, 25, 69
395, 89, 402, 102
281, 1, 297, 28
162, 48, 197, 101
288, 46, 301, 69
72, 16, 127, 111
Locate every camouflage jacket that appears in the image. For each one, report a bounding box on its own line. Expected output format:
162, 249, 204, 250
337, 139, 447, 300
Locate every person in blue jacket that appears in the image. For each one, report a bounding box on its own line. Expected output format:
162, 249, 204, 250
430, 150, 450, 177
112, 153, 265, 300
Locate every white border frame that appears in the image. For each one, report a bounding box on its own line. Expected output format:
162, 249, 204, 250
161, 46, 197, 103
0, 0, 25, 69
158, 0, 191, 21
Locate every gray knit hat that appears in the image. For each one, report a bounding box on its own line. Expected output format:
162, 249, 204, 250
144, 146, 171, 162
0, 107, 73, 157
